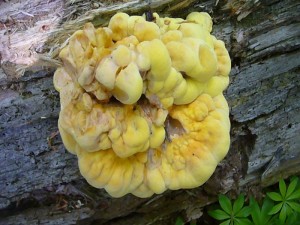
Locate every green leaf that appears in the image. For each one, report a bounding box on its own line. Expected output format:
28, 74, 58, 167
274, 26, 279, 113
287, 189, 300, 200
233, 218, 253, 225
287, 202, 300, 213
286, 178, 298, 198
267, 192, 283, 201
268, 202, 283, 215
277, 219, 285, 225
219, 195, 232, 215
249, 197, 259, 210
251, 201, 274, 225
249, 198, 261, 225
290, 176, 299, 184
286, 212, 300, 225
286, 213, 296, 224
220, 220, 231, 225
285, 203, 293, 217
279, 179, 287, 198
261, 197, 274, 213
279, 204, 287, 223
236, 206, 251, 218
175, 217, 184, 225
208, 209, 230, 220
233, 195, 245, 214
268, 215, 278, 225
258, 198, 274, 225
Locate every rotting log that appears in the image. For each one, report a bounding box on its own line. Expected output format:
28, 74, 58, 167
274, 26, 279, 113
0, 0, 299, 224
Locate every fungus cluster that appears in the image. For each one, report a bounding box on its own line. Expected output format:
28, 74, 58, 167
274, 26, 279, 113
53, 12, 231, 197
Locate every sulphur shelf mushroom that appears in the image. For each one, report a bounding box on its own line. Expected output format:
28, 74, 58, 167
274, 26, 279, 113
53, 11, 231, 198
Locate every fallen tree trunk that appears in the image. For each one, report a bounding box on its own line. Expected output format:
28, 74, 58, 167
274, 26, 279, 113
0, 0, 299, 224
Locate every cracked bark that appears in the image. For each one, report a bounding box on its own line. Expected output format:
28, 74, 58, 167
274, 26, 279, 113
0, 0, 299, 224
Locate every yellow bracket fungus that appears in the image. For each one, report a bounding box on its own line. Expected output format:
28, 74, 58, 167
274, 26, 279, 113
53, 11, 231, 198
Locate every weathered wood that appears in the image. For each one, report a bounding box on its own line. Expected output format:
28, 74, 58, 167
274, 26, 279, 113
0, 0, 299, 224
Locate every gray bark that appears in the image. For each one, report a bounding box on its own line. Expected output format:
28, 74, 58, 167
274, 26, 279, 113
0, 0, 299, 224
